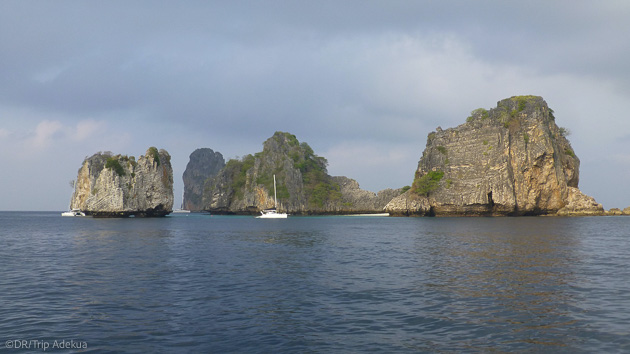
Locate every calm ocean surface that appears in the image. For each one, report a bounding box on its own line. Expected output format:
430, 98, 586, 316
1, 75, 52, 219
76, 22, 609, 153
1, 212, 629, 353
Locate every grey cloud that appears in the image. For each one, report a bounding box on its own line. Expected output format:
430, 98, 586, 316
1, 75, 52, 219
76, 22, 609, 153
1, 1, 629, 209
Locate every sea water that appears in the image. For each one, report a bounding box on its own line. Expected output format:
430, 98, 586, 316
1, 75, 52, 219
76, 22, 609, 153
1, 212, 629, 352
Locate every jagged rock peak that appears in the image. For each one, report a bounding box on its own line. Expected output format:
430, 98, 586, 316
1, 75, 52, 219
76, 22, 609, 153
386, 95, 604, 216
69, 147, 174, 217
202, 131, 400, 215
202, 131, 328, 214
182, 148, 225, 211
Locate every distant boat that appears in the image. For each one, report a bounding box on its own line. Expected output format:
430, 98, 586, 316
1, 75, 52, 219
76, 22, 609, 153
61, 209, 85, 217
257, 208, 288, 218
172, 192, 191, 214
256, 175, 288, 219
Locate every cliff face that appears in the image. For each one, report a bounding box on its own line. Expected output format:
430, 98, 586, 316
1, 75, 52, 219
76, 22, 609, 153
182, 148, 225, 211
332, 176, 401, 213
202, 132, 398, 214
385, 96, 603, 216
70, 148, 174, 217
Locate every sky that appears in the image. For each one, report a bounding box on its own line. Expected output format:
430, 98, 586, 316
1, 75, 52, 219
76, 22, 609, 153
1, 1, 629, 211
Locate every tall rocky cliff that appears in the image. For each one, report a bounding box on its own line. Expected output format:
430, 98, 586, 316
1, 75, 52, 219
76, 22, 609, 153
70, 147, 174, 217
202, 132, 399, 214
385, 96, 603, 216
182, 148, 225, 211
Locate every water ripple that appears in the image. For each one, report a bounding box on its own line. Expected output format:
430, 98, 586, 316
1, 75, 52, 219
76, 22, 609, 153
1, 213, 630, 352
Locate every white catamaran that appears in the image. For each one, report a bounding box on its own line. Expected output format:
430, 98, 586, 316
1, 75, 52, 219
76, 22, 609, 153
256, 174, 288, 219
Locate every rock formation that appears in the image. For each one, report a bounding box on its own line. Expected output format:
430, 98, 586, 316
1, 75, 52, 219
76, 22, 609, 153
331, 176, 401, 213
605, 208, 624, 216
70, 148, 174, 217
385, 96, 604, 216
182, 148, 225, 211
202, 132, 399, 214
556, 187, 605, 216
624, 207, 630, 216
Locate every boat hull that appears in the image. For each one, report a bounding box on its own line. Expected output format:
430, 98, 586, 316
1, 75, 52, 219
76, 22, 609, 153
256, 214, 288, 219
256, 210, 288, 219
61, 210, 85, 217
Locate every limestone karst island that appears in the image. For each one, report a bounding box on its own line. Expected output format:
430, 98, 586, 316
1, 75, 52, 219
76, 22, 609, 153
69, 147, 174, 217
385, 95, 605, 216
67, 96, 628, 217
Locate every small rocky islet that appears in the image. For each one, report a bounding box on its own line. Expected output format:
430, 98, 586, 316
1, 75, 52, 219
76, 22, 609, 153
68, 95, 627, 217
69, 147, 174, 217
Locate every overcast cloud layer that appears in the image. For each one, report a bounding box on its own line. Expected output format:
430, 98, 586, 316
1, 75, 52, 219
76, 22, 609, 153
1, 1, 629, 211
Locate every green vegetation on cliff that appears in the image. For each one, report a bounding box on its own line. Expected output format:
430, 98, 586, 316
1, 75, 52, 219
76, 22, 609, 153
224, 155, 255, 199
217, 131, 341, 209
148, 147, 161, 166
308, 180, 341, 208
105, 157, 126, 177
465, 96, 555, 130
282, 134, 341, 207
515, 95, 534, 112
467, 108, 488, 122
411, 170, 444, 196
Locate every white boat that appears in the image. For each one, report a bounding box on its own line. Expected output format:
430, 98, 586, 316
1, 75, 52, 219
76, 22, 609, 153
256, 175, 288, 219
61, 209, 85, 217
172, 192, 191, 213
257, 208, 288, 218
171, 192, 190, 214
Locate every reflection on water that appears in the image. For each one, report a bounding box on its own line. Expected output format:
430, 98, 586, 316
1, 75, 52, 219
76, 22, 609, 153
420, 218, 582, 349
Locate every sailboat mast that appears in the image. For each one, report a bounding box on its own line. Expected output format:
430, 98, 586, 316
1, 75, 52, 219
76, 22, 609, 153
273, 174, 278, 209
